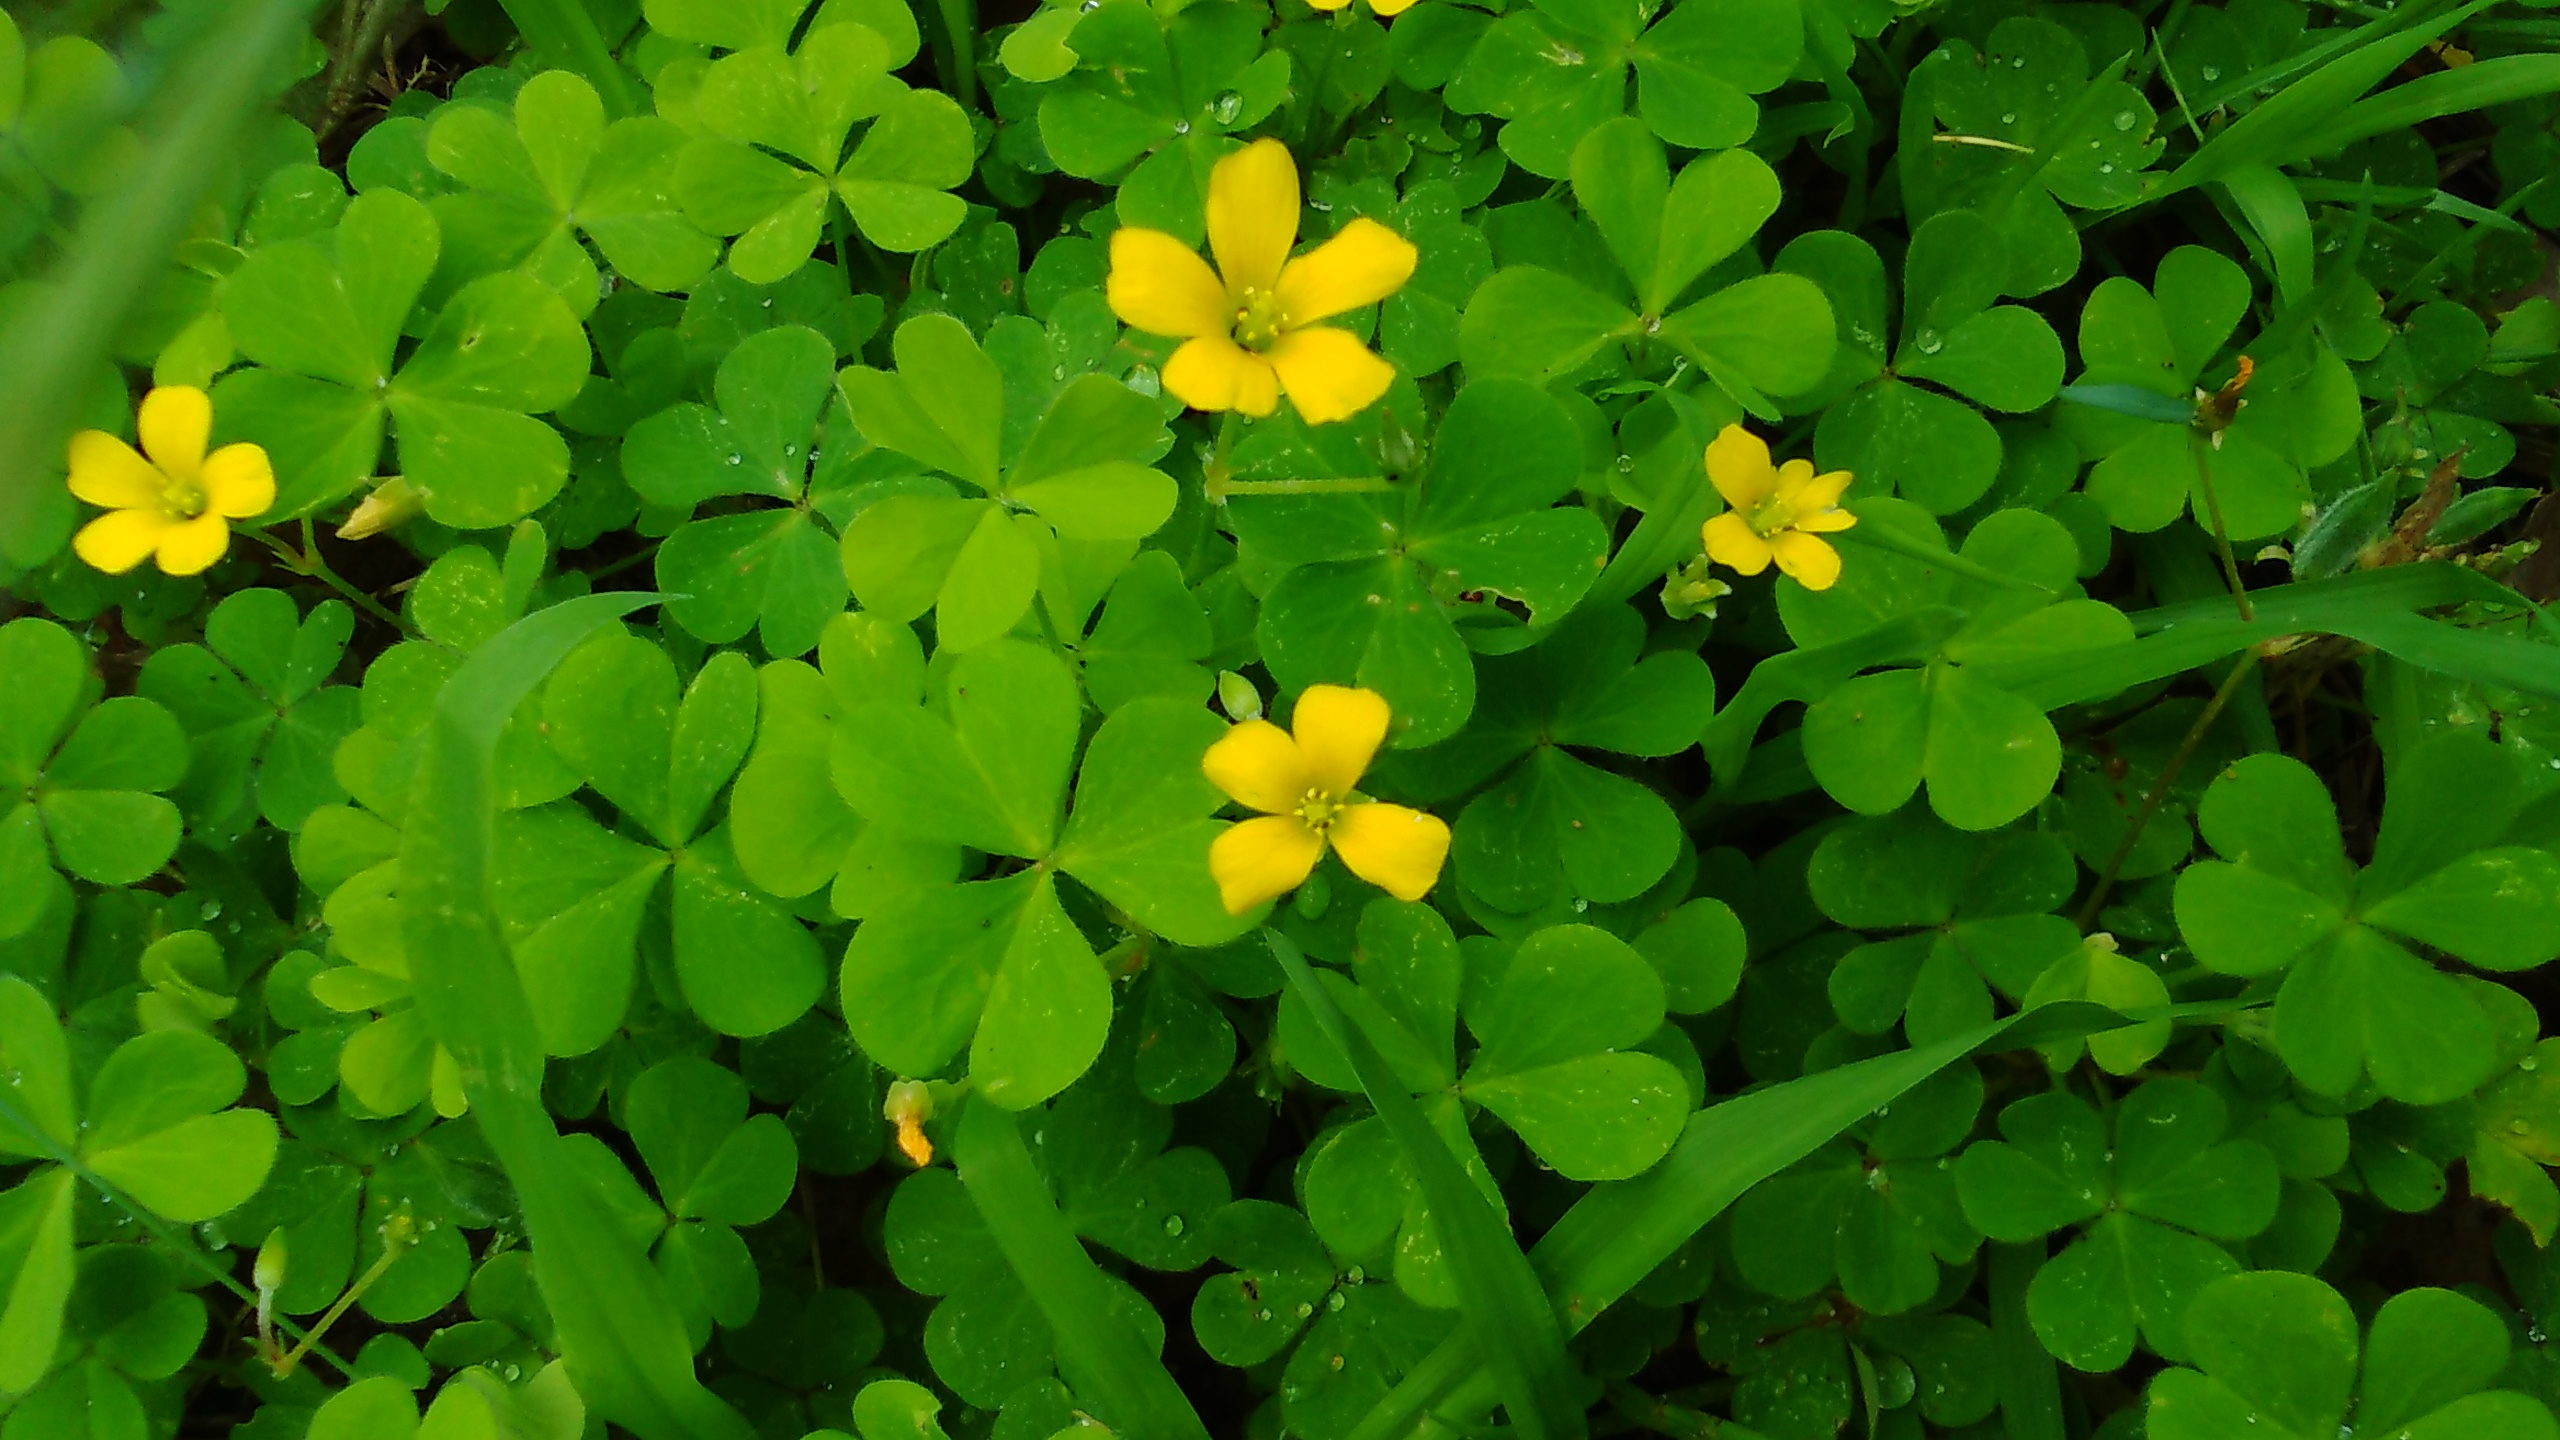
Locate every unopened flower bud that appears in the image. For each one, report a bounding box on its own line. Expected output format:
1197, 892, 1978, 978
336, 476, 424, 540
1217, 670, 1263, 722
254, 1229, 288, 1293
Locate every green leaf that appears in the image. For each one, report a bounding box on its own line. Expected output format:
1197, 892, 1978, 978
2171, 1271, 2357, 1435
2273, 926, 2496, 1105
400, 590, 759, 1440
838, 313, 1004, 489
1054, 697, 1250, 948
833, 639, 1078, 858
840, 870, 1108, 1108
78, 1030, 275, 1221
0, 1171, 75, 1392
836, 87, 973, 252
2360, 1287, 2511, 1434
1271, 928, 1584, 1440
950, 1099, 1211, 1440
672, 826, 825, 1038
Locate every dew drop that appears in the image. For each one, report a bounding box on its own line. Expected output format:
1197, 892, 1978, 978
2098, 162, 2116, 175
727, 454, 742, 465
2200, 65, 2221, 81
2515, 1119, 2534, 1135
2524, 1056, 2541, 1071
1127, 364, 1161, 397
1913, 329, 1945, 354
761, 297, 774, 308
1345, 1265, 1364, 1284
1255, 1308, 1270, 1322
1328, 1291, 1346, 1312
199, 899, 222, 921
1210, 90, 1245, 125
2114, 111, 2136, 131
2009, 54, 2026, 67
1163, 1214, 1185, 1236
1053, 365, 1067, 380
1172, 120, 1192, 136
1296, 1302, 1314, 1318
1999, 112, 2016, 125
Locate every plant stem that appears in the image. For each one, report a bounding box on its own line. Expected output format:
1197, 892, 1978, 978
2074, 648, 2260, 930
2188, 432, 2256, 623
256, 521, 417, 637
930, 0, 978, 111
1210, 475, 1397, 498
0, 1090, 354, 1380
272, 1218, 419, 1378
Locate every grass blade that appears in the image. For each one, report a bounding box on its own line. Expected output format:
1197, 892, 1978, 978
2328, 54, 2560, 155
2219, 164, 2315, 307
950, 1099, 1213, 1440
405, 594, 755, 1440
1351, 1000, 2248, 1440
492, 0, 645, 115
1989, 1242, 2064, 1440
1271, 929, 1584, 1440
0, 0, 321, 565
2159, 0, 2491, 196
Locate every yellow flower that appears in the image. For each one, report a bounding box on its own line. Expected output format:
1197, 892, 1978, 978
1203, 684, 1450, 914
1308, 0, 1419, 15
1698, 423, 1856, 592
66, 386, 273, 577
1106, 138, 1417, 426
884, 1079, 934, 1167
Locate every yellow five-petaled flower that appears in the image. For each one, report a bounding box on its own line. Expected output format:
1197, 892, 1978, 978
1699, 423, 1856, 592
66, 386, 274, 578
1203, 685, 1450, 914
1108, 139, 1418, 426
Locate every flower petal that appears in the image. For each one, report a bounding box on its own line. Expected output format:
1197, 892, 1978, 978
1703, 423, 1775, 509
73, 509, 175, 575
1291, 685, 1390, 797
1703, 513, 1774, 575
1795, 503, 1857, 535
201, 443, 275, 520
1273, 218, 1417, 327
1210, 815, 1327, 914
1107, 227, 1231, 339
65, 431, 166, 510
1330, 803, 1450, 903
1264, 326, 1394, 426
153, 514, 233, 576
1203, 718, 1316, 814
1207, 138, 1299, 299
1164, 335, 1282, 416
137, 386, 211, 482
1370, 0, 1420, 14
1770, 531, 1843, 591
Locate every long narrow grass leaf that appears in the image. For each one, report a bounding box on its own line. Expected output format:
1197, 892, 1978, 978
2160, 0, 2491, 195
1990, 1242, 2064, 1440
0, 0, 320, 565
2328, 55, 2560, 155
492, 0, 645, 114
1271, 929, 1583, 1440
1351, 1000, 2248, 1440
2219, 164, 2315, 307
950, 1100, 1214, 1440
405, 594, 756, 1440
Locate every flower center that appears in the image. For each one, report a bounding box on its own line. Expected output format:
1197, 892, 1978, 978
1743, 492, 1797, 537
1292, 786, 1341, 834
1232, 288, 1288, 352
159, 473, 209, 520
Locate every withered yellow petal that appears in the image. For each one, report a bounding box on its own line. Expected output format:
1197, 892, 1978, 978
1264, 326, 1393, 425
1770, 531, 1843, 591
1203, 717, 1316, 814
202, 443, 275, 520
65, 431, 166, 510
1210, 814, 1327, 914
1107, 227, 1231, 339
1290, 684, 1389, 798
1164, 334, 1282, 416
1702, 512, 1774, 575
1273, 218, 1417, 327
137, 385, 212, 482
1206, 138, 1299, 299
1703, 423, 1776, 510
73, 509, 176, 575
1330, 803, 1450, 903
